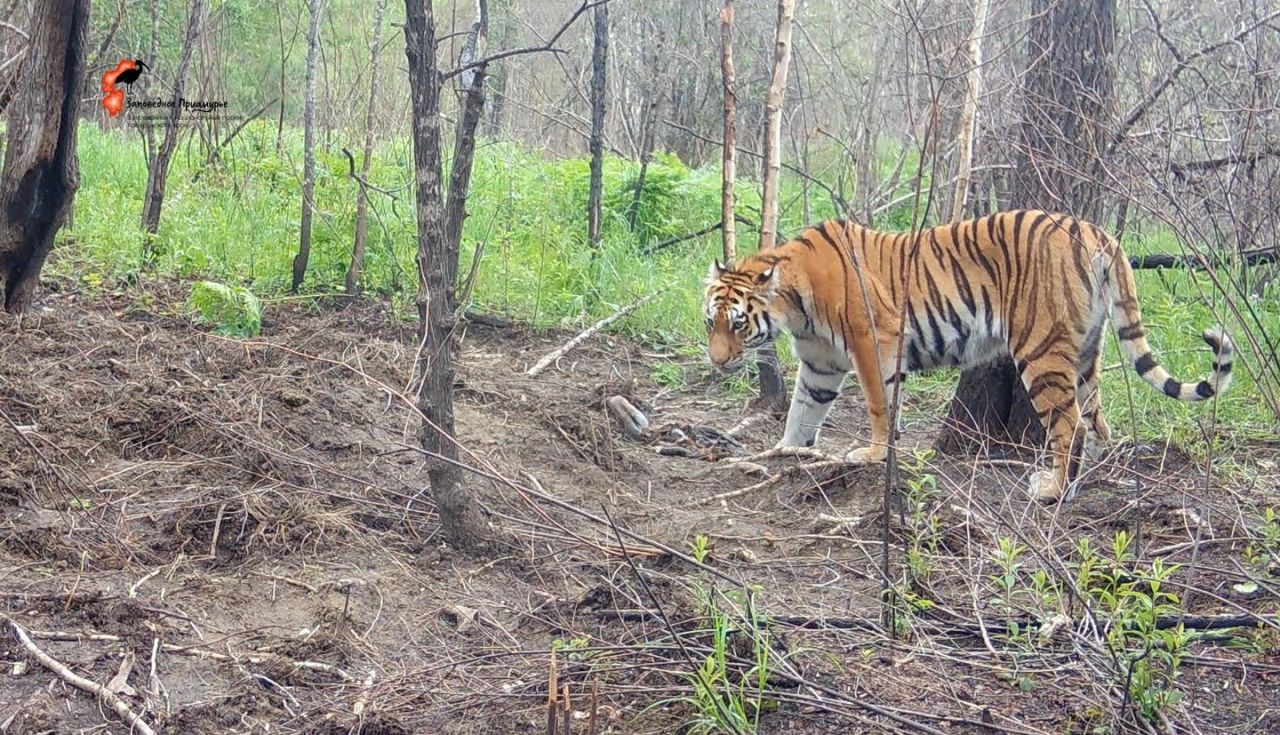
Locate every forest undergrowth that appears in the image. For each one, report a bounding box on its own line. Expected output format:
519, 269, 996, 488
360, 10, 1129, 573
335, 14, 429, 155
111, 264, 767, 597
60, 123, 1280, 460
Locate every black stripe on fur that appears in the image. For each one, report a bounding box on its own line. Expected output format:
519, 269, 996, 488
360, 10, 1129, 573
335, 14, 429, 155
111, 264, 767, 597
804, 383, 839, 404
1134, 353, 1158, 376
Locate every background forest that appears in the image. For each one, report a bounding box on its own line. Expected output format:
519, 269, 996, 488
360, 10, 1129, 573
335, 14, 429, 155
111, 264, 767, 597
38, 0, 1280, 440
0, 0, 1278, 733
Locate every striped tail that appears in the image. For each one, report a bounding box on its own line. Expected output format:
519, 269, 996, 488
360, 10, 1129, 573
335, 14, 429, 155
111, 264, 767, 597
1106, 253, 1234, 402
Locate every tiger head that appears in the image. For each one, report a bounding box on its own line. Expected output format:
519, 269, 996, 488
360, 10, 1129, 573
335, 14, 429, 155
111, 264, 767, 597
703, 259, 781, 372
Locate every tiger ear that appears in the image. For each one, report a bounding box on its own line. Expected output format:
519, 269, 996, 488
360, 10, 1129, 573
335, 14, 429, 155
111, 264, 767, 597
755, 266, 776, 286
707, 259, 729, 282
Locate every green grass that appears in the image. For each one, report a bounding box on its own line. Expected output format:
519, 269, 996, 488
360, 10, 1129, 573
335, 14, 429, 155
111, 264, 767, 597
55, 122, 1280, 452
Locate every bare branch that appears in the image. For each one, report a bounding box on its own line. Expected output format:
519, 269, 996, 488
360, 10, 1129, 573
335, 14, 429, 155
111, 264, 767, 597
1169, 146, 1280, 177
6, 617, 158, 735
525, 294, 656, 377
1110, 6, 1280, 153
442, 0, 609, 81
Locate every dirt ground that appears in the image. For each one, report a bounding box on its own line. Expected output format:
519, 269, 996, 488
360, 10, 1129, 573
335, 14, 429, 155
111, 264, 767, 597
1, 283, 1278, 735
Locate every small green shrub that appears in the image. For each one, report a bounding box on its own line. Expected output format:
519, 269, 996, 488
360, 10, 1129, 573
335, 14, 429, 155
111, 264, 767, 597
187, 280, 263, 337
1073, 532, 1189, 723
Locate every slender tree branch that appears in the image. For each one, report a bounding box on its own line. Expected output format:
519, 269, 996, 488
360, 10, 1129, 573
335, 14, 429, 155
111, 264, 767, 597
641, 215, 757, 255
442, 0, 609, 80
1110, 6, 1280, 154
1169, 146, 1280, 177
341, 147, 402, 200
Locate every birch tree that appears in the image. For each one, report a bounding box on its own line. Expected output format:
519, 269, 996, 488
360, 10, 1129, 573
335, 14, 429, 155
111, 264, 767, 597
292, 0, 323, 292
586, 1, 608, 248
346, 0, 387, 296
949, 0, 990, 222
754, 0, 795, 407
757, 0, 795, 250
720, 0, 737, 264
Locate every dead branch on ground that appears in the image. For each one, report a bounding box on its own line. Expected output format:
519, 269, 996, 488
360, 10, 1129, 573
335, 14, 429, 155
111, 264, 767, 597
525, 294, 656, 377
6, 617, 158, 735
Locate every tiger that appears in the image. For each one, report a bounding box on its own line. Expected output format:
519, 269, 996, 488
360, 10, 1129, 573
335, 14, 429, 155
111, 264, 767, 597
703, 210, 1234, 502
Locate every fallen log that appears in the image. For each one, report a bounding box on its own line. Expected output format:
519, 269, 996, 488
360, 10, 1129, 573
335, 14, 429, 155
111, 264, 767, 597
1130, 248, 1276, 270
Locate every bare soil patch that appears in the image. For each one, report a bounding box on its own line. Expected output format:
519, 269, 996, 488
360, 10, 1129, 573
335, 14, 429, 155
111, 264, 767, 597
1, 287, 1277, 734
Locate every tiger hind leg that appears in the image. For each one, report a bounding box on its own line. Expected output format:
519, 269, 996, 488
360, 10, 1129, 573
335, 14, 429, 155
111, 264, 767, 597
1077, 353, 1111, 461
1018, 354, 1088, 503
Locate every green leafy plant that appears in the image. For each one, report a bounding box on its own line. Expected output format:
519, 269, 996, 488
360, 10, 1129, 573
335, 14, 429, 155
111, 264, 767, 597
990, 537, 1027, 613
901, 449, 940, 586
689, 533, 712, 565
679, 588, 776, 735
187, 280, 263, 338
1072, 532, 1189, 723
1244, 506, 1279, 569
651, 360, 686, 389
551, 635, 596, 662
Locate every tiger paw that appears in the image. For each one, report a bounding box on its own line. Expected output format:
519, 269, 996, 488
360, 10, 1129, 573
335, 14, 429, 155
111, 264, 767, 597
1027, 471, 1065, 503
774, 437, 817, 451
845, 446, 887, 464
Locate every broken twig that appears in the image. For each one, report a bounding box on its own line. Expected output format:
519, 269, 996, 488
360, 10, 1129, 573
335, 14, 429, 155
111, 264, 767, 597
6, 617, 158, 735
526, 294, 656, 377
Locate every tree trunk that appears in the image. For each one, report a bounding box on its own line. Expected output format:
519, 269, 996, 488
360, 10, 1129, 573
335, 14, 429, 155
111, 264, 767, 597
403, 0, 487, 551
141, 0, 159, 170
754, 0, 796, 410
1010, 0, 1116, 223
484, 0, 508, 137
719, 0, 737, 264
949, 0, 990, 223
0, 0, 89, 313
758, 0, 794, 248
937, 0, 1116, 455
140, 0, 203, 238
292, 0, 323, 293
275, 0, 287, 156
346, 0, 387, 296
585, 2, 608, 248
626, 90, 659, 232
444, 0, 487, 267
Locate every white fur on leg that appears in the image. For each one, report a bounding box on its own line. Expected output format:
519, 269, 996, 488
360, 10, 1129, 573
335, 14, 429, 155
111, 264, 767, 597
779, 361, 845, 448
779, 400, 827, 447
1027, 470, 1066, 503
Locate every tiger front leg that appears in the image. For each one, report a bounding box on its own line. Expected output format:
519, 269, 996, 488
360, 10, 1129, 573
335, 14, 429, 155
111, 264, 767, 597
844, 396, 890, 465
843, 339, 893, 465
777, 360, 847, 449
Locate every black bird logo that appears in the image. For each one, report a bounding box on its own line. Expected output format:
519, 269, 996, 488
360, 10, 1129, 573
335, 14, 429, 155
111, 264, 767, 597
101, 59, 149, 117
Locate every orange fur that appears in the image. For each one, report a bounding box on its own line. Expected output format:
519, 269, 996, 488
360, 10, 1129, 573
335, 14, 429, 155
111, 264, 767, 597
704, 211, 1233, 501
